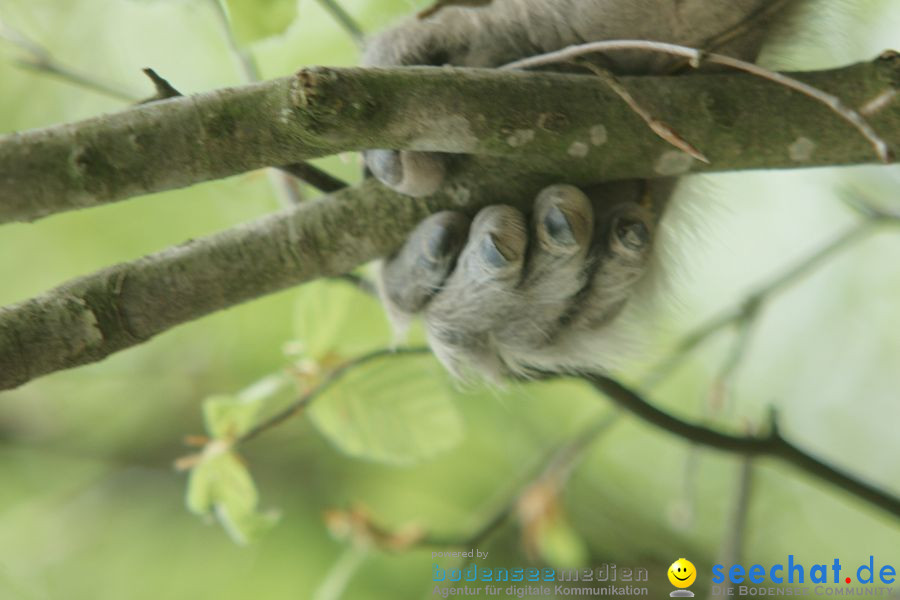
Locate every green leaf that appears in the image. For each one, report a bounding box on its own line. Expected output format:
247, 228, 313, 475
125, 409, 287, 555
308, 354, 464, 465
186, 451, 255, 516
216, 505, 281, 546
186, 453, 218, 517
202, 374, 290, 439
536, 517, 589, 569
203, 394, 261, 439
293, 279, 394, 359
185, 451, 278, 544
222, 0, 297, 44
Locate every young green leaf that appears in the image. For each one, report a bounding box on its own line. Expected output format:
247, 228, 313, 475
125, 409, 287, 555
293, 280, 394, 359
202, 374, 290, 439
203, 395, 262, 440
308, 354, 464, 465
185, 450, 279, 544
223, 0, 297, 44
535, 517, 589, 569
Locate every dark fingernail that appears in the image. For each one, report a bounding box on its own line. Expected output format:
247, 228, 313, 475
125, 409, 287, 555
366, 150, 402, 186
544, 205, 576, 246
422, 223, 453, 264
616, 219, 650, 250
482, 233, 510, 267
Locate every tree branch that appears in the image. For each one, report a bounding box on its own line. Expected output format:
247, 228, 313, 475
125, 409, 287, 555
1, 57, 898, 223
586, 375, 900, 519
2, 58, 899, 390
0, 179, 407, 389
0, 164, 553, 391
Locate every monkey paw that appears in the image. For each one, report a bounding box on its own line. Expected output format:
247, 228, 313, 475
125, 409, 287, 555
379, 184, 656, 379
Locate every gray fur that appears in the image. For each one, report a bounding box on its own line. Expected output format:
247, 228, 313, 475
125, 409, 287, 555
365, 0, 792, 378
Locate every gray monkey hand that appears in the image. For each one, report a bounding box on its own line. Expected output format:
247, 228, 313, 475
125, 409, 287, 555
362, 0, 779, 378
380, 182, 658, 379
363, 5, 663, 378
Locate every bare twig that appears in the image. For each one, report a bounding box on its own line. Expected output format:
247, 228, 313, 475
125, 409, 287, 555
314, 0, 364, 47
346, 413, 621, 550
0, 18, 139, 101
313, 545, 370, 600
418, 0, 494, 21
278, 162, 349, 194
643, 216, 898, 388
333, 273, 377, 297
578, 60, 709, 162
206, 0, 308, 206
707, 457, 755, 600
585, 375, 900, 519
503, 39, 893, 163
206, 0, 259, 82
236, 347, 430, 445
707, 317, 756, 416
700, 0, 793, 56
139, 68, 183, 102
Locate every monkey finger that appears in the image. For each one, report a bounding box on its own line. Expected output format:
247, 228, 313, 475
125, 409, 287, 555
424, 205, 528, 377
379, 211, 470, 326
565, 199, 655, 332
364, 149, 447, 197
492, 184, 595, 351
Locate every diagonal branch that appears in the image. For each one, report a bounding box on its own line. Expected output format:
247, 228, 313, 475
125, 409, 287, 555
0, 168, 546, 391
586, 375, 900, 519
1, 58, 898, 224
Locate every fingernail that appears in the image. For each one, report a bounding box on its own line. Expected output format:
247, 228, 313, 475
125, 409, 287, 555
422, 223, 453, 264
366, 149, 402, 186
482, 233, 510, 267
616, 219, 650, 250
544, 205, 576, 246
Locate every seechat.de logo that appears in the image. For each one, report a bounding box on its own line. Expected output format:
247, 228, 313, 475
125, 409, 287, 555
712, 555, 897, 586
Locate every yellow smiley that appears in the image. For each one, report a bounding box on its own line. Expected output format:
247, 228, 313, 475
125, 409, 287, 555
668, 558, 697, 588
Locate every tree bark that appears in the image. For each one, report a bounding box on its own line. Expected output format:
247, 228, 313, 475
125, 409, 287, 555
1, 58, 898, 224
0, 57, 898, 389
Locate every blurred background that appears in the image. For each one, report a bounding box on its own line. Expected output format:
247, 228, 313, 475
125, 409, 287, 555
1, 1, 899, 598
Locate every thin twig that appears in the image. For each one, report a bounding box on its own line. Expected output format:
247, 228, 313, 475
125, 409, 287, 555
314, 0, 364, 48
0, 19, 139, 101
313, 545, 370, 600
385, 413, 621, 549
502, 39, 893, 163
333, 273, 377, 297
643, 219, 889, 388
417, 0, 494, 21
674, 317, 756, 522
707, 457, 755, 600
139, 68, 183, 103
236, 347, 430, 445
206, 0, 260, 82
706, 317, 756, 416
700, 0, 793, 57
279, 162, 349, 194
578, 60, 709, 162
206, 0, 308, 206
206, 0, 350, 202
585, 374, 900, 519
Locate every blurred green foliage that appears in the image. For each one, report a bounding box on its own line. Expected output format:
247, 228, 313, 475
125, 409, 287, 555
1, 1, 899, 599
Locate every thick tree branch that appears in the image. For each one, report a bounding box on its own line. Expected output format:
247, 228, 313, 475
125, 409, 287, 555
2, 58, 899, 390
0, 169, 546, 391
1, 57, 898, 224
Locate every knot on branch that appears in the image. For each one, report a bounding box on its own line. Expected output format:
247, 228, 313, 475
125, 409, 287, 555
876, 50, 900, 87
291, 67, 339, 110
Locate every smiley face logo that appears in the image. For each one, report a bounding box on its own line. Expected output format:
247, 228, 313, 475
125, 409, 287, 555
668, 558, 697, 589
